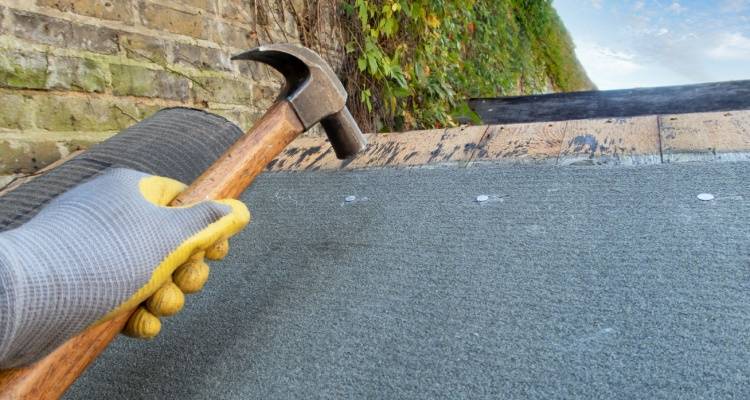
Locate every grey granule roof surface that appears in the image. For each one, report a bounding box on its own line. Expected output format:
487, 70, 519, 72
67, 162, 750, 399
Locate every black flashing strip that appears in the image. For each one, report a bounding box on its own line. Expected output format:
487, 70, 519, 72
468, 80, 750, 124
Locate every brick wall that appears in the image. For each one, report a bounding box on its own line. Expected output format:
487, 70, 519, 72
0, 0, 339, 186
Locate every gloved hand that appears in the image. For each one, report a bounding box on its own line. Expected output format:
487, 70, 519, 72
0, 168, 250, 368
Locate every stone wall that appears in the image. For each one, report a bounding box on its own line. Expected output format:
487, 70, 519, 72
0, 0, 341, 186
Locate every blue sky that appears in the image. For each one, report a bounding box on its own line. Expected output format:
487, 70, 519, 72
553, 0, 750, 89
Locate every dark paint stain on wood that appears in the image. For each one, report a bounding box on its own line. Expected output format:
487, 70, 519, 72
305, 147, 334, 170
404, 151, 418, 161
428, 143, 444, 163
569, 134, 599, 153
293, 146, 322, 166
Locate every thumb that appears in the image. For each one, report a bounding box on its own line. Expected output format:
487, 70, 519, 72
136, 174, 251, 254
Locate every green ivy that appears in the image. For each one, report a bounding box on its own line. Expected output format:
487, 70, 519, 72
341, 0, 593, 131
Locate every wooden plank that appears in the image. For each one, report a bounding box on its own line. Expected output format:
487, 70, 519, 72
558, 116, 661, 165
268, 111, 750, 170
469, 80, 750, 124
471, 121, 567, 165
660, 110, 750, 163
343, 126, 488, 169
268, 126, 488, 171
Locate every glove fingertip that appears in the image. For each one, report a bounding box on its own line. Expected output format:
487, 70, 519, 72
173, 259, 210, 294
205, 240, 230, 260
146, 281, 185, 317
123, 307, 161, 339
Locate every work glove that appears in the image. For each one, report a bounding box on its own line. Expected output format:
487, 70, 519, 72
0, 168, 250, 368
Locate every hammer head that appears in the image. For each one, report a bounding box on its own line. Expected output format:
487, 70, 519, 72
232, 44, 367, 159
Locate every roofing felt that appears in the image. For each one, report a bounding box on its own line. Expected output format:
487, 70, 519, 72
64, 160, 750, 399
2, 105, 748, 398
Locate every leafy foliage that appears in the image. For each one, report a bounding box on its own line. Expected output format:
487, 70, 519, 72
339, 0, 594, 131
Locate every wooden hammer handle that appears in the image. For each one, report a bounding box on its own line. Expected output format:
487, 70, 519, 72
173, 101, 304, 204
0, 101, 304, 400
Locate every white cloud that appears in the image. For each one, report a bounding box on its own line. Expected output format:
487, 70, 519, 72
668, 2, 686, 13
721, 0, 749, 12
591, 0, 603, 9
575, 42, 646, 89
630, 28, 712, 82
708, 32, 750, 60
633, 1, 645, 11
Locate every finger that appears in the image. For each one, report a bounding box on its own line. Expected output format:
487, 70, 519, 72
123, 306, 161, 339
205, 239, 229, 260
146, 281, 185, 317
173, 258, 210, 294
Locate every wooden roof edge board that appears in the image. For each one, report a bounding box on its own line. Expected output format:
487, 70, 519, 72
468, 80, 750, 125
269, 110, 750, 171
0, 150, 85, 197
660, 110, 750, 163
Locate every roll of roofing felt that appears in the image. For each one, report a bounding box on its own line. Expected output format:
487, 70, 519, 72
0, 108, 243, 231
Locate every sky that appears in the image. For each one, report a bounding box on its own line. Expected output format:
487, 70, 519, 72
553, 0, 750, 89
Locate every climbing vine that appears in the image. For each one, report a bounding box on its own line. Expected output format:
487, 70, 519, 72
260, 0, 593, 132
339, 0, 593, 131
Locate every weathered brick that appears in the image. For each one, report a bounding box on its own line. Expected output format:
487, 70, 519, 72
177, 0, 217, 13
0, 6, 5, 34
0, 49, 48, 89
220, 0, 254, 24
209, 107, 258, 130
60, 137, 101, 153
252, 82, 278, 109
0, 0, 343, 178
0, 139, 62, 175
37, 0, 135, 23
192, 76, 253, 105
34, 95, 140, 131
134, 102, 163, 120
10, 10, 120, 54
110, 64, 190, 101
119, 33, 171, 65
0, 93, 35, 129
173, 42, 232, 71
46, 56, 108, 93
139, 2, 208, 40
237, 61, 269, 81
212, 20, 253, 49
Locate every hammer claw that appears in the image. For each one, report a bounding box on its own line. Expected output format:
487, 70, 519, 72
232, 44, 366, 159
